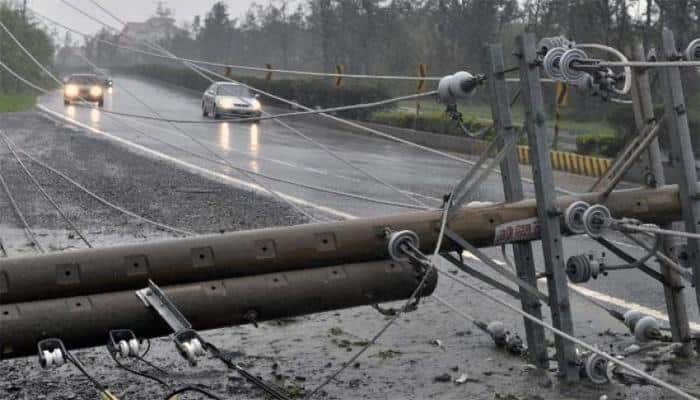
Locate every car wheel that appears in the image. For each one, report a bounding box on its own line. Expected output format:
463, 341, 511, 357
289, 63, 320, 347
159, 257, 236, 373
64, 99, 70, 106
213, 106, 221, 119
202, 102, 208, 117
98, 99, 104, 108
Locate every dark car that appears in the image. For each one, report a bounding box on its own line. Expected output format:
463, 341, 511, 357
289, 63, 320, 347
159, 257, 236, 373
201, 82, 262, 120
63, 74, 105, 107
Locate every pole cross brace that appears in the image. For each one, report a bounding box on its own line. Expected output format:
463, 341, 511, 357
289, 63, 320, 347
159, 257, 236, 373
443, 228, 549, 303
442, 252, 522, 300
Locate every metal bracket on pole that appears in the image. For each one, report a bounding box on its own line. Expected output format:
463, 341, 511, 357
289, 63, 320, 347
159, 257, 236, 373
136, 280, 192, 332
485, 43, 549, 370
136, 282, 292, 400
630, 42, 693, 356
136, 280, 205, 366
660, 28, 700, 313
594, 237, 669, 286
515, 33, 578, 381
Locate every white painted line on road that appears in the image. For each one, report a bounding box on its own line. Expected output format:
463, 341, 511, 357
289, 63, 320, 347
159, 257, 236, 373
460, 251, 699, 330
462, 250, 506, 265
569, 283, 700, 331
37, 104, 699, 332
37, 104, 357, 220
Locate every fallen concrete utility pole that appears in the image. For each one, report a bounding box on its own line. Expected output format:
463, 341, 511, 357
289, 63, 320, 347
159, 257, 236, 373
0, 260, 435, 359
0, 184, 686, 305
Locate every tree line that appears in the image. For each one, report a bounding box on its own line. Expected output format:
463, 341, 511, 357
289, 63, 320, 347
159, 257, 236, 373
0, 2, 55, 95
159, 1, 697, 78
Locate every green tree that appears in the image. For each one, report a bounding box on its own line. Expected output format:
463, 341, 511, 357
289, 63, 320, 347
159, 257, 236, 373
0, 2, 55, 94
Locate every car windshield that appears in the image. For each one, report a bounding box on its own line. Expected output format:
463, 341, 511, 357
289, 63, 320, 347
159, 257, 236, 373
217, 85, 250, 97
68, 75, 99, 85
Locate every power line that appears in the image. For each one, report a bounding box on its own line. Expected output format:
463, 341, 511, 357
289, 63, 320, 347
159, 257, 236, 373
120, 113, 441, 205
1, 132, 93, 248
18, 148, 195, 236
2, 15, 319, 223
1, 57, 433, 213
67, 90, 438, 125
194, 64, 575, 196
28, 6, 573, 197
95, 13, 433, 211
0, 160, 44, 253
431, 261, 699, 400
58, 0, 445, 83
0, 59, 50, 93
68, 49, 320, 222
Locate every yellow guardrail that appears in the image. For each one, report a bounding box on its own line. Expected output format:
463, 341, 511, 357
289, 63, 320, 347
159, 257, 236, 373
516, 146, 612, 177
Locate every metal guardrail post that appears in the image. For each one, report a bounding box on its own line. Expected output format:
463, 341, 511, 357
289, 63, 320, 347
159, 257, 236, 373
631, 42, 693, 356
515, 33, 578, 381
485, 43, 549, 370
659, 28, 700, 312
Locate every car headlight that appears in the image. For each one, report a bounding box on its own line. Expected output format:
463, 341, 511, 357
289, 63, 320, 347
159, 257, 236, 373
90, 86, 103, 97
216, 97, 234, 109
251, 100, 262, 111
64, 85, 79, 97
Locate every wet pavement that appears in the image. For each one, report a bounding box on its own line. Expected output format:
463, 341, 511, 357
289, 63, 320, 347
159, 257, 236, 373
32, 75, 700, 326
0, 77, 698, 399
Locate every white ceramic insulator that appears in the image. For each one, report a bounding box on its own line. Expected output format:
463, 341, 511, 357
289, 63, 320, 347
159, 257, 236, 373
182, 341, 196, 362
52, 348, 65, 367
128, 339, 140, 357
191, 338, 205, 356
42, 350, 54, 368
118, 340, 130, 358
438, 71, 476, 104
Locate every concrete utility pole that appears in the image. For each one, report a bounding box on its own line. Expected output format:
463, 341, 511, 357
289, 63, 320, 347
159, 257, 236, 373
0, 184, 684, 305
0, 260, 437, 359
515, 33, 578, 381
629, 42, 693, 357
485, 43, 549, 371
659, 28, 700, 312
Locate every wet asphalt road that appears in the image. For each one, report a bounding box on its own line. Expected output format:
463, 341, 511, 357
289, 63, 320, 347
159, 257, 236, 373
35, 76, 699, 332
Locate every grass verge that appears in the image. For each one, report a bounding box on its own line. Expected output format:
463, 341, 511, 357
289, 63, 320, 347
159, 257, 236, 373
0, 94, 37, 113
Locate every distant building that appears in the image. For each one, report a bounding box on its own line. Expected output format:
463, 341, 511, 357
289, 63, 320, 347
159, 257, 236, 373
117, 3, 184, 65
119, 17, 178, 45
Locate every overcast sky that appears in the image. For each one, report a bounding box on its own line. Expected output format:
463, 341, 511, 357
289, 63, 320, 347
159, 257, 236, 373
27, 0, 263, 35
26, 0, 647, 38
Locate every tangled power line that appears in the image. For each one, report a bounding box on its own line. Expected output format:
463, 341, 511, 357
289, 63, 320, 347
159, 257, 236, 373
2, 2, 700, 400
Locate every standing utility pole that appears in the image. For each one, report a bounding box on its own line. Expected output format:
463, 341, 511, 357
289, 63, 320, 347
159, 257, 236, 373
659, 28, 700, 312
629, 42, 693, 357
485, 43, 549, 372
515, 33, 578, 381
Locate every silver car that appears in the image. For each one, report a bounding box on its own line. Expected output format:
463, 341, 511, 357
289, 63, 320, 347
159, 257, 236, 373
201, 82, 262, 120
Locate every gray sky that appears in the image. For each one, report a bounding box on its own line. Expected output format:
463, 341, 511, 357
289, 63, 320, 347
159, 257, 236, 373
28, 0, 262, 35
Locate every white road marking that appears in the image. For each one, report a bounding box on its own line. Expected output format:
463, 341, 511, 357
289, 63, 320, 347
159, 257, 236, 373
569, 284, 700, 331
461, 251, 700, 330
39, 104, 699, 332
37, 104, 356, 220
462, 251, 506, 265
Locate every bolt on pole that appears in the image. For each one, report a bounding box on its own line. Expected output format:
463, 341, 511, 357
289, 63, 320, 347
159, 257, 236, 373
659, 28, 700, 312
515, 33, 578, 381
485, 43, 549, 371
630, 42, 693, 357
